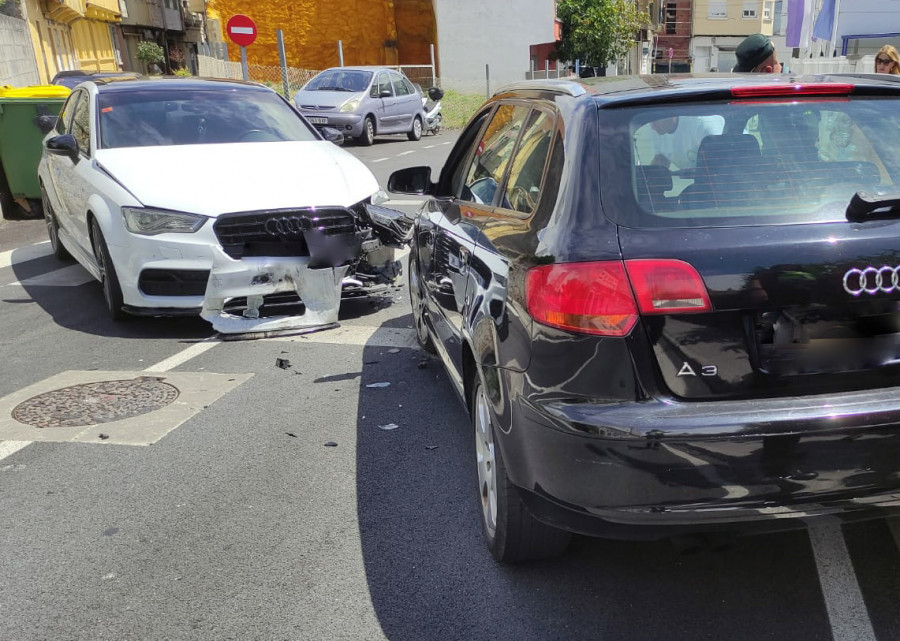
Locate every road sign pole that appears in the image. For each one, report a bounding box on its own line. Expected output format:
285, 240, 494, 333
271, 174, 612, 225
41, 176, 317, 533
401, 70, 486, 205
277, 29, 290, 98
240, 45, 248, 81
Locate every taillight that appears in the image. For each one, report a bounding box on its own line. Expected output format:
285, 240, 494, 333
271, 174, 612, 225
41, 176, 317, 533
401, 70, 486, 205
525, 262, 638, 337
525, 259, 712, 337
624, 259, 711, 314
730, 83, 854, 98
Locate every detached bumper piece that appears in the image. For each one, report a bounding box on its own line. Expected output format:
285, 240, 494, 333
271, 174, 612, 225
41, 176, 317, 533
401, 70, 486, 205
201, 248, 348, 336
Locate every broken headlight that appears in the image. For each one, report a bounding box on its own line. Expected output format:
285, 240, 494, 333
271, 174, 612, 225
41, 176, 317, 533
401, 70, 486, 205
122, 207, 208, 235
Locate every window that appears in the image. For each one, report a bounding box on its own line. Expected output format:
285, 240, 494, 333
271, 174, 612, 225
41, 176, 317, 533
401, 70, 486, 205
503, 109, 555, 215
460, 104, 530, 205
391, 73, 411, 96
708, 1, 726, 18
665, 2, 676, 34
372, 72, 391, 98
55, 92, 79, 135
70, 91, 91, 155
763, 3, 773, 21
742, 2, 758, 18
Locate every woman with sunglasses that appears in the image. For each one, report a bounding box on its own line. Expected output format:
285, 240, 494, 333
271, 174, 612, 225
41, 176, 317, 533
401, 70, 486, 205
874, 45, 900, 75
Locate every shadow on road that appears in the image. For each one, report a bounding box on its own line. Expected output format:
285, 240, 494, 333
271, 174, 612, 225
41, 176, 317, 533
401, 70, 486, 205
353, 333, 835, 641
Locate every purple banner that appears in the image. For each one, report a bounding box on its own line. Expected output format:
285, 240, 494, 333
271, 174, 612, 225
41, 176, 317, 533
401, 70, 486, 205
786, 0, 806, 48
813, 0, 836, 41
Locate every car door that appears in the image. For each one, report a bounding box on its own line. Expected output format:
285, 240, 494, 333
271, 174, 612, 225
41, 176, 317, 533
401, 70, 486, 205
44, 90, 80, 230
425, 103, 531, 379
389, 73, 418, 132
59, 88, 97, 258
370, 72, 394, 132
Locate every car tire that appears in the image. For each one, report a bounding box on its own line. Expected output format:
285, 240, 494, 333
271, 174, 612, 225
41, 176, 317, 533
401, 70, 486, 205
41, 185, 71, 260
90, 218, 127, 322
408, 116, 423, 141
359, 116, 375, 146
409, 257, 436, 354
472, 377, 571, 563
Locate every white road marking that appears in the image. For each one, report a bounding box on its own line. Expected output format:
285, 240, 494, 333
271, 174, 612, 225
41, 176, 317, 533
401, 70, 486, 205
0, 242, 51, 270
144, 339, 221, 373
808, 520, 877, 641
440, 141, 453, 145
397, 150, 416, 157
7, 263, 94, 288
271, 324, 417, 349
0, 440, 30, 463
423, 145, 436, 149
371, 158, 389, 163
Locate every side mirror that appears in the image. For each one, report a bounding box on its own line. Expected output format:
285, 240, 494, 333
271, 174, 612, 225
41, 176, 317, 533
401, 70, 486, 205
379, 89, 392, 98
388, 166, 433, 195
45, 133, 79, 162
320, 126, 344, 146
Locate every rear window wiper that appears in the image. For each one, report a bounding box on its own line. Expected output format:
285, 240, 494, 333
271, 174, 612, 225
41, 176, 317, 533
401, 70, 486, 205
846, 188, 900, 222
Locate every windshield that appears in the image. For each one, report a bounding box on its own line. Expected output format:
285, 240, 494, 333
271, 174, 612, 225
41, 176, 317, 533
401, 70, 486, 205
599, 98, 900, 228
98, 88, 318, 149
303, 70, 373, 92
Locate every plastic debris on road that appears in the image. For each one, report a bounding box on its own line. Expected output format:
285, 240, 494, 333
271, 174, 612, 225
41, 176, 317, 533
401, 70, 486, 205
378, 423, 399, 431
365, 382, 391, 388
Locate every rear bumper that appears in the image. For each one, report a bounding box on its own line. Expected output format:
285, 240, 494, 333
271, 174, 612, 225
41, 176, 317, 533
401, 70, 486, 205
504, 384, 900, 536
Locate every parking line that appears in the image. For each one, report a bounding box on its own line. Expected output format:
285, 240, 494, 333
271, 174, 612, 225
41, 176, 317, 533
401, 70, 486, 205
0, 440, 30, 464
808, 520, 877, 641
6, 263, 94, 288
0, 242, 51, 270
371, 158, 389, 163
144, 338, 221, 373
397, 150, 416, 157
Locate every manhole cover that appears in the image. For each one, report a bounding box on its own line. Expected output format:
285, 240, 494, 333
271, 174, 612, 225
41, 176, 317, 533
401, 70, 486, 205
12, 377, 180, 428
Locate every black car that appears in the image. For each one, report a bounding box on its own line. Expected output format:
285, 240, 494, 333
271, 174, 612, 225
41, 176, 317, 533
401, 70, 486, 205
389, 74, 900, 563
51, 70, 140, 90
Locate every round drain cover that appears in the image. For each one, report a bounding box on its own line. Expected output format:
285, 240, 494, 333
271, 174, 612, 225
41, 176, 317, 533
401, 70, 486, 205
12, 377, 180, 428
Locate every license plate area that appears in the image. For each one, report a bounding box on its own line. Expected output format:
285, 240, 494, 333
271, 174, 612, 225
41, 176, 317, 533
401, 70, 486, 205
307, 116, 328, 125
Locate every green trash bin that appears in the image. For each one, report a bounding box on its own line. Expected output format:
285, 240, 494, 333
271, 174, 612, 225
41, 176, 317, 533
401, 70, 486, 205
0, 85, 70, 220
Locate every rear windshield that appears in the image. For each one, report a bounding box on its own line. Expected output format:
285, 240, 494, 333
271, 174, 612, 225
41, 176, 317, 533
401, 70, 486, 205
303, 70, 372, 92
599, 98, 900, 228
98, 89, 318, 148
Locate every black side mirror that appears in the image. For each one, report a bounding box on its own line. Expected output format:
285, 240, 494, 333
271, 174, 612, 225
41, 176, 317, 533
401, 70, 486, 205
379, 89, 392, 98
45, 133, 79, 162
388, 166, 433, 195
320, 126, 344, 145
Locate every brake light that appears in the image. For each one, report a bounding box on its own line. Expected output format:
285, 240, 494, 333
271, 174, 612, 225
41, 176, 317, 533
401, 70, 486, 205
730, 83, 854, 98
525, 262, 638, 337
624, 259, 712, 314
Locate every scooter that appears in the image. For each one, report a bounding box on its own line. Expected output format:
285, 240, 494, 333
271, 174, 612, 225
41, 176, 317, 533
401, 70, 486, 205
422, 86, 444, 135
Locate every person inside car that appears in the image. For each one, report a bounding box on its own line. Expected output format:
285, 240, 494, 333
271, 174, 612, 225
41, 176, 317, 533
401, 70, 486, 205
874, 45, 900, 75
733, 34, 782, 73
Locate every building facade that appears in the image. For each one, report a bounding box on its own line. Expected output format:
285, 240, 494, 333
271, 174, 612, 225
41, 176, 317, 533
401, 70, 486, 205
691, 0, 776, 72
21, 0, 122, 83
653, 0, 692, 72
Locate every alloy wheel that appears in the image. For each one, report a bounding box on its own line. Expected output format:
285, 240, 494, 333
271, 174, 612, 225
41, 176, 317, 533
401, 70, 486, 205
474, 385, 498, 539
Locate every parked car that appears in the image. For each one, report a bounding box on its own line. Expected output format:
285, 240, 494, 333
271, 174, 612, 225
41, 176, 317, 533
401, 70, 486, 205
38, 77, 407, 328
51, 70, 140, 90
293, 66, 426, 145
388, 75, 900, 563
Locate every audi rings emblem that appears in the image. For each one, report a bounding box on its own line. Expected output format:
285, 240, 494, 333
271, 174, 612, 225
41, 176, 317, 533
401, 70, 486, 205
842, 266, 900, 296
264, 216, 309, 237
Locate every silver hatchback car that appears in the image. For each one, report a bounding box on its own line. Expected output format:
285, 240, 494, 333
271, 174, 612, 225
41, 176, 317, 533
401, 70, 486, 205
293, 66, 426, 145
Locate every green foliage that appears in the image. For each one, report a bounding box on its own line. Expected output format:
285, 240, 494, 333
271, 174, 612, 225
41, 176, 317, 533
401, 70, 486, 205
441, 89, 485, 130
0, 0, 22, 18
555, 0, 650, 68
136, 41, 165, 66
174, 68, 192, 77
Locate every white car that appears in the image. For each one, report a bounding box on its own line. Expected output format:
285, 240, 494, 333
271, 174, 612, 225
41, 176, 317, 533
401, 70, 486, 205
38, 77, 391, 328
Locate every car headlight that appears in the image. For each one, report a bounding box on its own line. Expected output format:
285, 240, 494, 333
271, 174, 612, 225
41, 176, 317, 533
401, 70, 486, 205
340, 99, 360, 113
121, 207, 208, 235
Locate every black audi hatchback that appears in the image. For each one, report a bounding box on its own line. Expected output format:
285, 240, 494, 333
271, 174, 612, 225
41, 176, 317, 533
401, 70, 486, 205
389, 73, 900, 563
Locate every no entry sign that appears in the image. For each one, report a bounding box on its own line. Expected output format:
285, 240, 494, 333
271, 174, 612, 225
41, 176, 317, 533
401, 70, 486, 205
226, 14, 257, 47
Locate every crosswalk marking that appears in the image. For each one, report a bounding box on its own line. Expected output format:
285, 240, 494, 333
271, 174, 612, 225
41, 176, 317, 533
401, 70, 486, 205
0, 241, 51, 270
7, 263, 94, 287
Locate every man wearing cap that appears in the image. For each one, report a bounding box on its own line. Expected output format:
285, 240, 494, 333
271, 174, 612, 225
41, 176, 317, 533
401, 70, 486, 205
733, 34, 782, 73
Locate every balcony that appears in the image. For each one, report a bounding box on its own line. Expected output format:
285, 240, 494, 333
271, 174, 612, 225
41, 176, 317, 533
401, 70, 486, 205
85, 0, 122, 22
40, 0, 86, 24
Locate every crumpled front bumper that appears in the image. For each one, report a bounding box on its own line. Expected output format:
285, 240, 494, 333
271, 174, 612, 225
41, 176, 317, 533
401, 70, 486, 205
200, 247, 348, 335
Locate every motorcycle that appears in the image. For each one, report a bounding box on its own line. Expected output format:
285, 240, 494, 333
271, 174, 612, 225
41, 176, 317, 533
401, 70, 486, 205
422, 86, 444, 135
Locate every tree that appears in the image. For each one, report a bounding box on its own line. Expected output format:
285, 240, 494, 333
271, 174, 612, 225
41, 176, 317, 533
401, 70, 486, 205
0, 0, 23, 18
555, 0, 649, 69
136, 41, 166, 73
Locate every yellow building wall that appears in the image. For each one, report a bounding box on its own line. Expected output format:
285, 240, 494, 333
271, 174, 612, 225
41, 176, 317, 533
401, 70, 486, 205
72, 19, 117, 71
693, 0, 774, 37
208, 0, 435, 69
23, 0, 78, 83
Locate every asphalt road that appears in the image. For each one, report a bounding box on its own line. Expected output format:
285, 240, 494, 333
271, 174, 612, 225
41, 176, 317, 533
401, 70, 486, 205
1, 132, 900, 641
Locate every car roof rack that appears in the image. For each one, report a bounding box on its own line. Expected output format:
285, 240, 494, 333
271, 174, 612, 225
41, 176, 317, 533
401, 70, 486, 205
493, 79, 586, 98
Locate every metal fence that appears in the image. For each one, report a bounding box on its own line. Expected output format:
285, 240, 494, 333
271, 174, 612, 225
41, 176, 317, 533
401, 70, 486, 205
197, 55, 440, 97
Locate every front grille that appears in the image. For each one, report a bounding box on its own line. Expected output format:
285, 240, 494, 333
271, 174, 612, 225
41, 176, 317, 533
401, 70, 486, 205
213, 209, 358, 260
299, 105, 336, 111
139, 269, 209, 296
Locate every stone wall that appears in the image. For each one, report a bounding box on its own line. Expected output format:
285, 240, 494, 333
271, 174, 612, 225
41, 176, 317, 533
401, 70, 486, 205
0, 14, 39, 87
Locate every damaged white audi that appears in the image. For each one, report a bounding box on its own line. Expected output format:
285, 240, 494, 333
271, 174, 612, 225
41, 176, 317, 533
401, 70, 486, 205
38, 76, 410, 335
